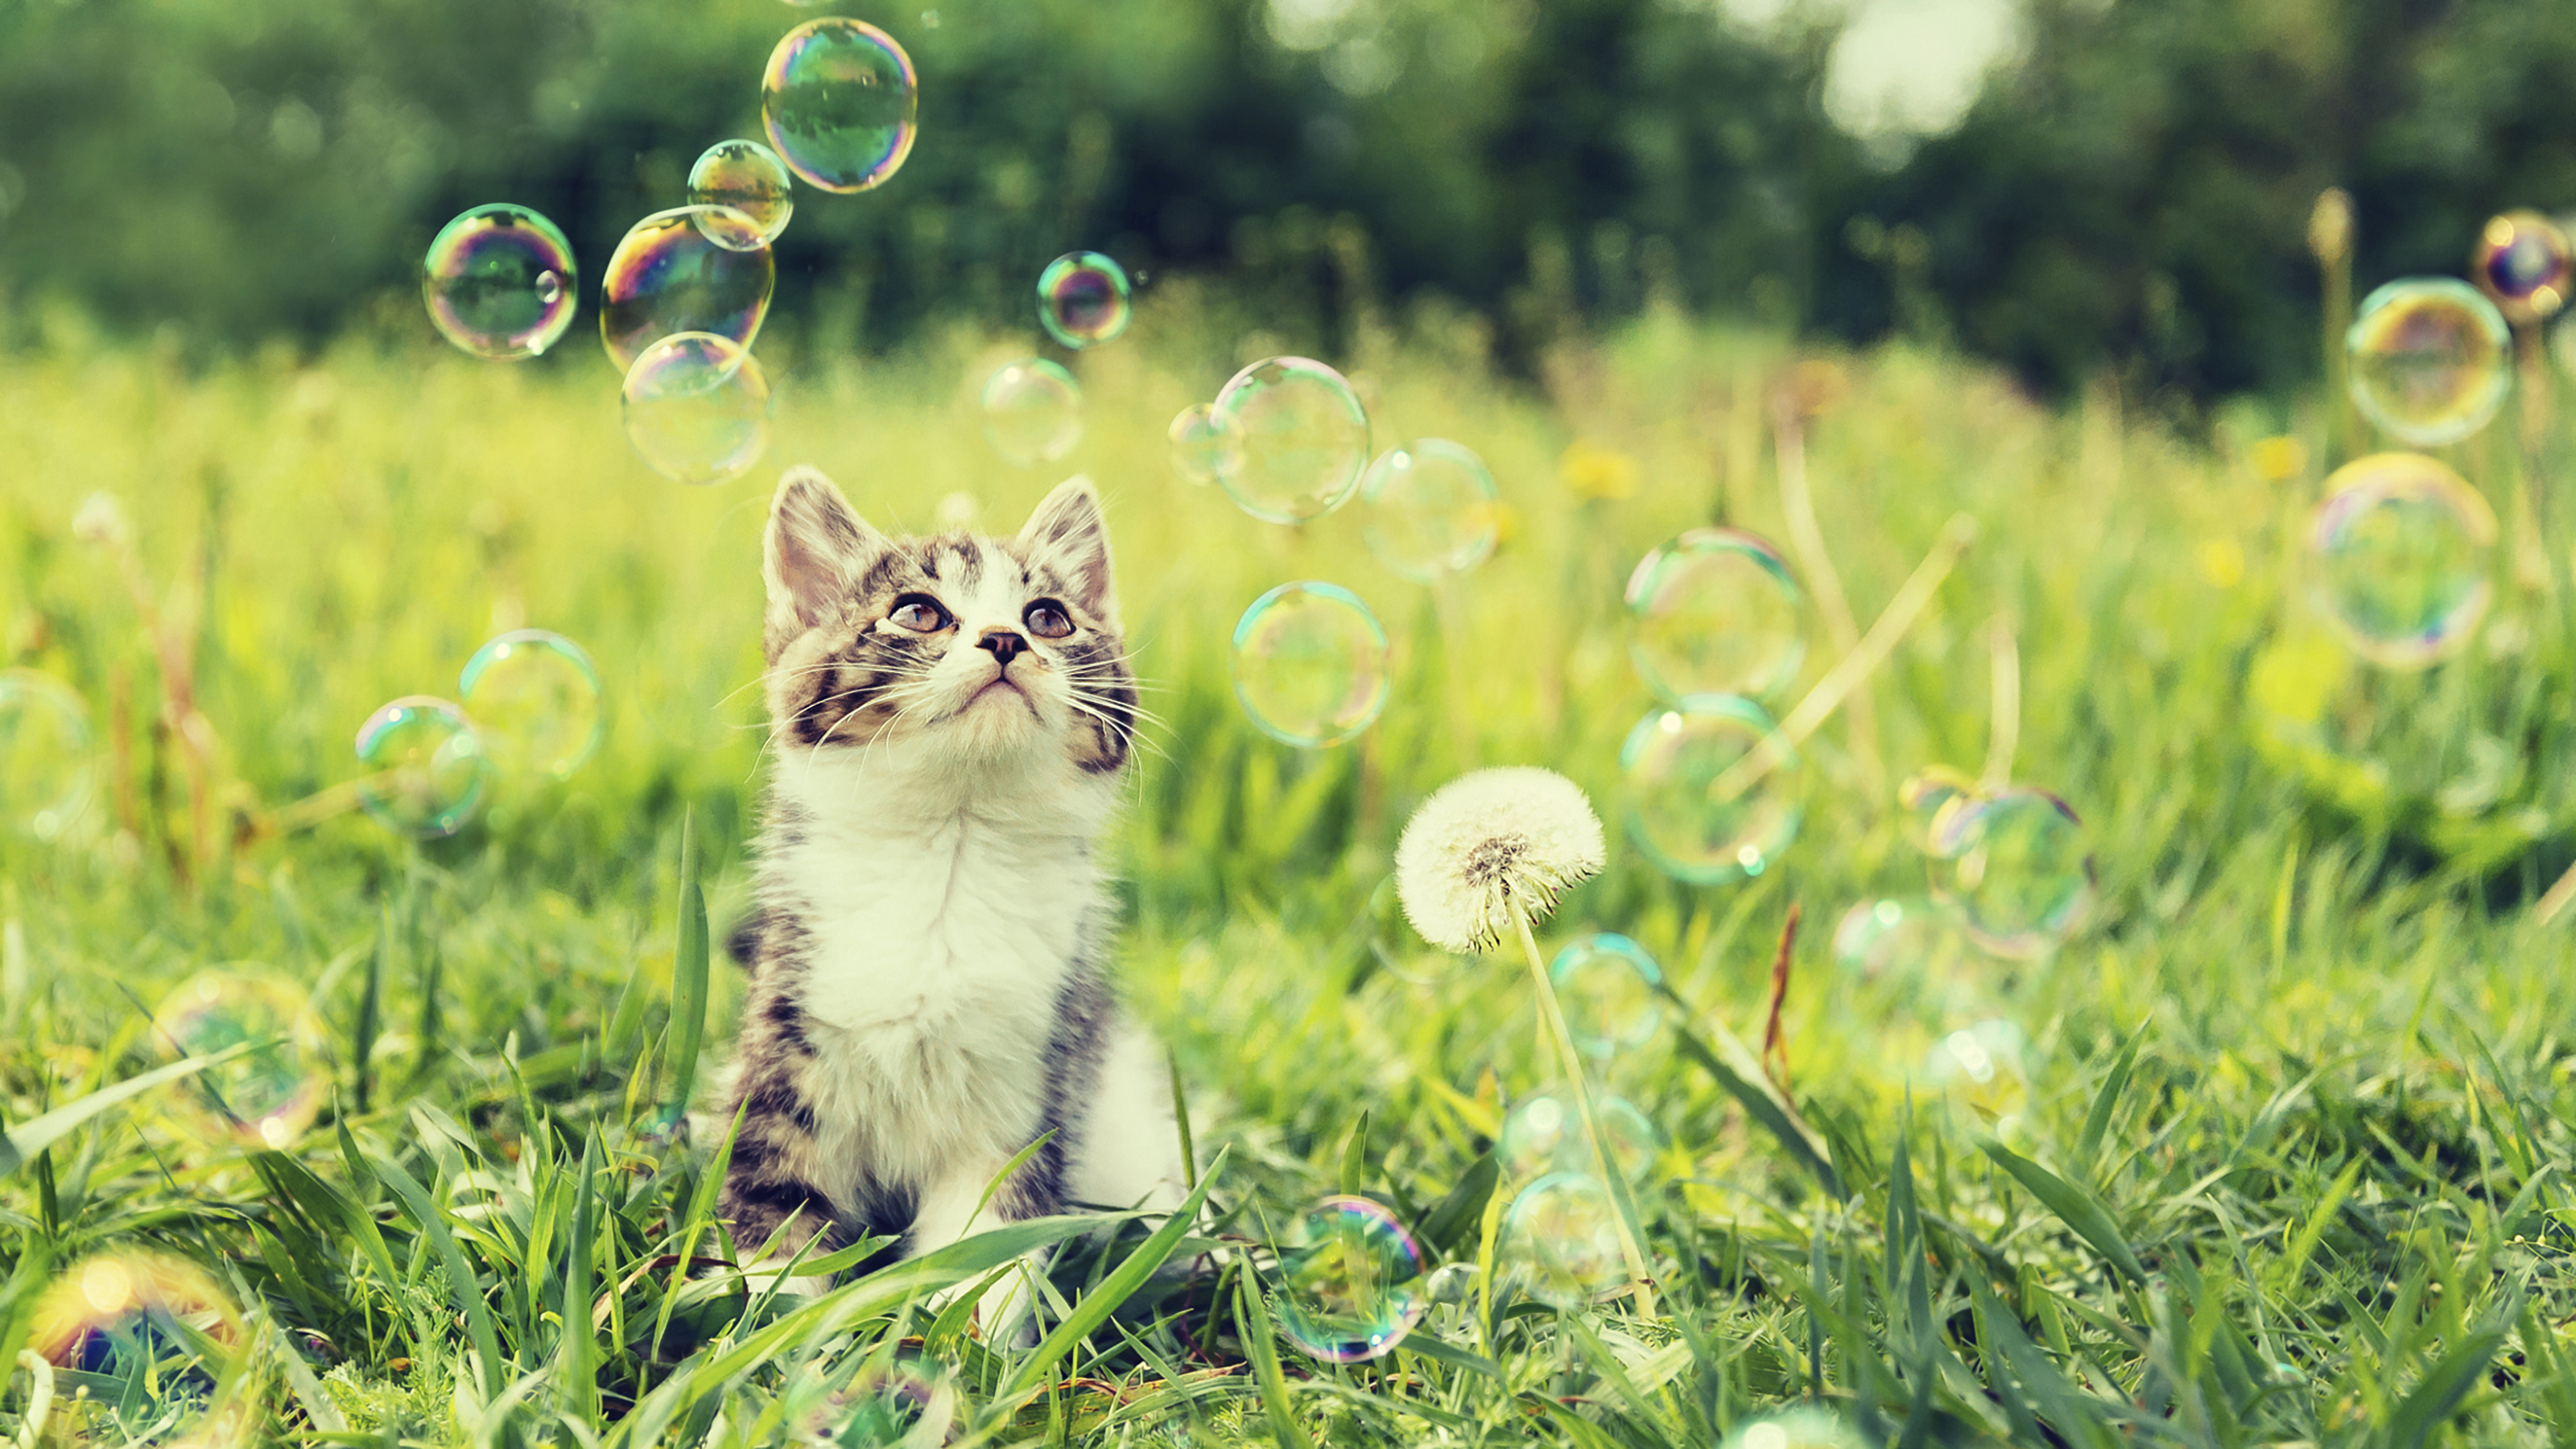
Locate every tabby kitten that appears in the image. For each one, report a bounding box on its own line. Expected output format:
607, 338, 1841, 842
716, 465, 1183, 1326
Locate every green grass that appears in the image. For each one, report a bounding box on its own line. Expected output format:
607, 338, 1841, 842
6, 288, 2576, 1447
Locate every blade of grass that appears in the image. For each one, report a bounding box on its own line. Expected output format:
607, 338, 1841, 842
0, 1046, 250, 1176
1979, 1137, 2146, 1284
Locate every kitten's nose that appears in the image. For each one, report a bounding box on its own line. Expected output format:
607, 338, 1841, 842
977, 628, 1028, 667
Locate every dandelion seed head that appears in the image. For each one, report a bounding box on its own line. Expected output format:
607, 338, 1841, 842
1395, 766, 1604, 954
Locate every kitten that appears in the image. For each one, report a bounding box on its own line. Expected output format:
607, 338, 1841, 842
716, 465, 1184, 1327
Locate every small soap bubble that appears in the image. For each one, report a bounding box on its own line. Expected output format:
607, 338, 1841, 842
152, 971, 328, 1151
1036, 251, 1133, 348
31, 1251, 250, 1449
599, 205, 775, 374
1359, 439, 1501, 583
1167, 402, 1242, 485
1422, 1261, 1476, 1305
1548, 933, 1665, 1059
1229, 581, 1390, 748
2472, 210, 2572, 325
980, 358, 1083, 466
2346, 278, 2510, 447
622, 332, 773, 486
459, 630, 605, 779
2305, 452, 2496, 669
421, 204, 578, 360
762, 19, 919, 193
354, 696, 489, 839
1898, 766, 1979, 855
1211, 357, 1372, 523
687, 139, 795, 246
0, 669, 94, 840
1625, 528, 1806, 704
1722, 1406, 1871, 1449
1498, 1088, 1661, 1185
1930, 787, 2095, 958
1620, 697, 1803, 885
1497, 1173, 1624, 1309
1272, 1196, 1428, 1363
1831, 896, 1965, 980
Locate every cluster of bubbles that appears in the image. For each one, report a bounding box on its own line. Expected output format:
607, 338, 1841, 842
423, 17, 925, 486
30, 1251, 250, 1448
355, 629, 604, 839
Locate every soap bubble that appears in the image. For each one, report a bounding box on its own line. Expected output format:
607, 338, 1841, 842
353, 696, 489, 839
1167, 402, 1241, 485
1229, 582, 1390, 748
1897, 766, 1979, 855
980, 358, 1082, 466
599, 205, 774, 374
621, 332, 772, 486
1924, 1018, 2031, 1134
1548, 933, 1665, 1058
2346, 278, 2510, 447
687, 139, 795, 246
1271, 1196, 1427, 1363
1497, 1173, 1624, 1310
2472, 210, 2572, 325
1497, 1088, 1661, 1185
1721, 1406, 1871, 1449
1831, 896, 1967, 981
0, 669, 94, 840
30, 1251, 249, 1449
151, 971, 328, 1152
762, 19, 919, 193
421, 204, 577, 361
1211, 357, 1371, 523
1620, 698, 1803, 885
1624, 529, 1806, 704
1359, 439, 1501, 583
459, 630, 605, 779
2305, 452, 2496, 669
1036, 251, 1133, 348
1930, 788, 2095, 958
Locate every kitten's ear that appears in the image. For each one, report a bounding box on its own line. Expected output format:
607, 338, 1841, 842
1018, 475, 1117, 625
763, 466, 886, 646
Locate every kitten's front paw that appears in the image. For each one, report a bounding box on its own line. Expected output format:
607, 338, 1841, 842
925, 1252, 1046, 1349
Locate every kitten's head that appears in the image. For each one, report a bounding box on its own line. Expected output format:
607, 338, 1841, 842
760, 466, 1135, 774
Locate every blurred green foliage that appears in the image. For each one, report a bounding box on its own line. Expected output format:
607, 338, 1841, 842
6, 0, 2576, 398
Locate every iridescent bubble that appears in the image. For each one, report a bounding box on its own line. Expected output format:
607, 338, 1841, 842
1229, 581, 1390, 748
353, 696, 489, 839
1497, 1173, 1624, 1310
599, 205, 775, 374
1620, 698, 1803, 885
1897, 766, 1979, 856
1831, 896, 1966, 980
2472, 210, 2572, 325
151, 971, 328, 1152
980, 358, 1083, 466
1359, 439, 1501, 584
1497, 1088, 1661, 1185
1624, 529, 1806, 704
30, 1252, 250, 1449
1167, 402, 1241, 485
1924, 1018, 2031, 1133
459, 630, 605, 779
1548, 933, 1665, 1059
1721, 1406, 1872, 1449
0, 669, 93, 840
2346, 278, 2511, 447
687, 139, 795, 246
762, 19, 919, 194
2305, 452, 2496, 669
1930, 788, 2095, 958
421, 204, 578, 361
1211, 357, 1371, 523
621, 332, 772, 486
1272, 1196, 1427, 1363
1036, 251, 1133, 349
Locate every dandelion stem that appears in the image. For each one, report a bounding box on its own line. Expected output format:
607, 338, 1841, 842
1509, 902, 1656, 1319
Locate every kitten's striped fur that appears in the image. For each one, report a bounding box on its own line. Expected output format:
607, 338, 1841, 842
716, 466, 1182, 1325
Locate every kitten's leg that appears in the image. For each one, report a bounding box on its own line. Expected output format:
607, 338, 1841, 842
909, 1150, 1059, 1343
718, 1060, 844, 1296
1064, 1015, 1188, 1216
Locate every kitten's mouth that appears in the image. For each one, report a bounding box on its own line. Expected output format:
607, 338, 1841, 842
966, 675, 1037, 714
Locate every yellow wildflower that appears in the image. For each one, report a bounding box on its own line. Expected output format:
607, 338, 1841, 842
1558, 440, 1638, 502
2251, 436, 2306, 483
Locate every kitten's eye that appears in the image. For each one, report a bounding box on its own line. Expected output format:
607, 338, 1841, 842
888, 595, 952, 633
1024, 601, 1074, 639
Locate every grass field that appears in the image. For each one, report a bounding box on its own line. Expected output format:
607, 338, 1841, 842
5, 284, 2576, 1447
